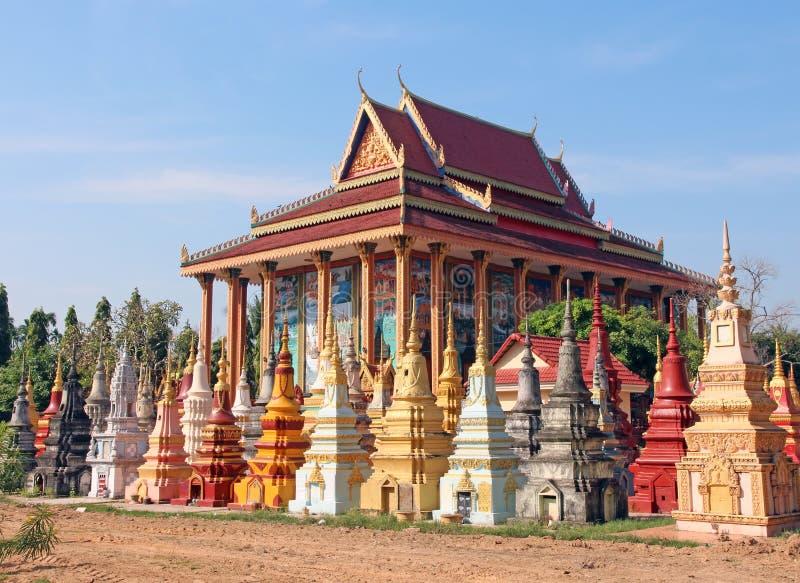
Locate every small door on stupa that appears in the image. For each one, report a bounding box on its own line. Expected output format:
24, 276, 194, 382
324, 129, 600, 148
653, 476, 676, 512
457, 492, 472, 518
398, 483, 413, 512
541, 495, 558, 522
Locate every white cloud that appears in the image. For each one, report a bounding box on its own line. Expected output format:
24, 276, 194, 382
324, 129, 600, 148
0, 135, 219, 155
582, 40, 677, 70
70, 168, 325, 204
566, 152, 800, 196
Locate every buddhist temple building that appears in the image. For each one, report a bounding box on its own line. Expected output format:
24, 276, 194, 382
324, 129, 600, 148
516, 283, 625, 523
172, 348, 247, 506
434, 310, 525, 525
178, 73, 713, 415
29, 352, 92, 496
88, 344, 147, 498
181, 339, 215, 462
231, 315, 308, 510
360, 300, 452, 519
767, 340, 800, 463
629, 300, 697, 513
127, 351, 192, 504
8, 371, 37, 473
674, 222, 800, 536
34, 355, 64, 456
288, 319, 372, 514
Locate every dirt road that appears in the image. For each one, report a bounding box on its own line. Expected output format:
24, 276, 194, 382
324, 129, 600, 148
1, 503, 799, 582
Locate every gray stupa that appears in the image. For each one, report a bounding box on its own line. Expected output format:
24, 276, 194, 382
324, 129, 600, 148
515, 282, 625, 523
505, 327, 542, 460
29, 350, 92, 496
8, 370, 37, 473
85, 346, 111, 435
255, 344, 277, 409
344, 334, 375, 455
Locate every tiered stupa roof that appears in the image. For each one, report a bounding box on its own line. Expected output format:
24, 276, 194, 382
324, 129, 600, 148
435, 302, 465, 435
9, 370, 37, 472
85, 347, 111, 434
767, 340, 800, 462
35, 354, 64, 455
180, 338, 214, 462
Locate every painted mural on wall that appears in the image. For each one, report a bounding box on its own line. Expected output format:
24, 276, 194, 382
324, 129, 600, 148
449, 262, 475, 379
374, 257, 396, 360
525, 276, 552, 313
274, 274, 300, 371
304, 270, 319, 389
630, 293, 654, 311
489, 270, 515, 355
331, 264, 354, 355
410, 256, 431, 358
600, 288, 617, 307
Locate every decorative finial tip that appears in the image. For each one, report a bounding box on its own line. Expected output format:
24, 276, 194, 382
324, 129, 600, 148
397, 64, 407, 92
357, 67, 367, 100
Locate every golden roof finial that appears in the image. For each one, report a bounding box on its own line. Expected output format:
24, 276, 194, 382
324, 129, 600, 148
53, 353, 64, 392
181, 244, 189, 263
406, 295, 422, 353
654, 334, 663, 384
657, 236, 664, 252
530, 115, 538, 136
251, 205, 259, 224
397, 64, 408, 94
553, 138, 565, 162
357, 67, 368, 102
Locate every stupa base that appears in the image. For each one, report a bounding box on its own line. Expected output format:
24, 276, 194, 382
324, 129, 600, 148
125, 479, 183, 504
674, 511, 800, 537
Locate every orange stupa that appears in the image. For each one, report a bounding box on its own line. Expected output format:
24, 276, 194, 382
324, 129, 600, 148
35, 354, 64, 456
768, 340, 800, 462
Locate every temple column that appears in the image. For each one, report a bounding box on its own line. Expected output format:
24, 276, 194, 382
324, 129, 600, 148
197, 273, 215, 381
697, 301, 707, 340
581, 271, 595, 299
392, 236, 414, 354
549, 264, 566, 301
429, 242, 449, 384
226, 268, 242, 382
356, 243, 378, 361
512, 257, 530, 326
651, 285, 664, 322
471, 250, 491, 339
259, 261, 278, 378
612, 277, 629, 313
237, 277, 249, 380
311, 251, 333, 356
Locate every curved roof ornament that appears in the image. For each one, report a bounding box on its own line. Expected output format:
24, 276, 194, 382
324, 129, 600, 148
397, 64, 408, 94
530, 115, 538, 136
553, 138, 565, 162
357, 67, 368, 102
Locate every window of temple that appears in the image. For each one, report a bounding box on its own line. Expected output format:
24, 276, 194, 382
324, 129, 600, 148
630, 292, 654, 312
599, 286, 617, 307
410, 255, 431, 359
331, 264, 355, 355
525, 275, 553, 313
447, 260, 475, 380
374, 256, 396, 360
274, 273, 300, 371
562, 281, 585, 299
488, 269, 515, 356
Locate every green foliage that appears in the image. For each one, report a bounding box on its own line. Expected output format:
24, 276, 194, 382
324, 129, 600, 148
0, 339, 57, 418
0, 285, 11, 367
173, 322, 197, 372
524, 300, 703, 381
21, 309, 58, 352
0, 423, 24, 492
0, 506, 60, 564
752, 327, 800, 385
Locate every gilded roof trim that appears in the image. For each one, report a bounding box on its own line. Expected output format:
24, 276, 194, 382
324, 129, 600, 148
492, 204, 610, 240
599, 240, 663, 264
336, 168, 400, 192
399, 92, 445, 169
444, 166, 563, 205
443, 175, 491, 209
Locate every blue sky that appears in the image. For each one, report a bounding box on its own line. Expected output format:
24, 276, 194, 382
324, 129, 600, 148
2, 1, 798, 336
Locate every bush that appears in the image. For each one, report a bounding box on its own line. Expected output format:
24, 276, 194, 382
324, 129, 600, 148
0, 505, 60, 564
0, 423, 24, 493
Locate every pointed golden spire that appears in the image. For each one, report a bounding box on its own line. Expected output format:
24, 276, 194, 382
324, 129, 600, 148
717, 219, 739, 304
406, 295, 422, 353
278, 312, 292, 366
163, 347, 176, 405
53, 353, 64, 392
325, 307, 347, 386
438, 301, 461, 382
184, 337, 196, 374
703, 333, 709, 362
469, 306, 494, 378
213, 337, 229, 406
654, 334, 663, 384
764, 369, 770, 392
771, 339, 786, 386
446, 300, 455, 349
722, 219, 731, 264
357, 67, 368, 102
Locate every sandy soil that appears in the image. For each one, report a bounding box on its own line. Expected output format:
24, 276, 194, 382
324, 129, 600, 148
1, 503, 800, 583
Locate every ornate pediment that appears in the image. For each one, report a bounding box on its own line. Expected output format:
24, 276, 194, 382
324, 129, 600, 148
346, 123, 395, 178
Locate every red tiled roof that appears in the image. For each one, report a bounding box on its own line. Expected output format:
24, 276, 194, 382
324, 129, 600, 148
492, 333, 647, 387
370, 101, 438, 177
402, 207, 696, 284
408, 94, 563, 197
549, 159, 592, 218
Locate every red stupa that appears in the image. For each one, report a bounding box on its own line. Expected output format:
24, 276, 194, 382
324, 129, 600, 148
582, 282, 638, 462
767, 340, 800, 463
629, 299, 697, 513
176, 341, 195, 416
35, 354, 64, 456
172, 343, 247, 507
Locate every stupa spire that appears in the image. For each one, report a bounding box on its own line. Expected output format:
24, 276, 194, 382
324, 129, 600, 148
772, 339, 785, 383
86, 341, 111, 434
436, 302, 465, 433
179, 336, 213, 462
549, 280, 590, 400
35, 353, 65, 454
654, 335, 663, 385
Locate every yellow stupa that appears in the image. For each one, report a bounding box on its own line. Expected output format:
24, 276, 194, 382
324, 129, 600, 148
231, 314, 308, 509
435, 302, 464, 435
360, 297, 453, 519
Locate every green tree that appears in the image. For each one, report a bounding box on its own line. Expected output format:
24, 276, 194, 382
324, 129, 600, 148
753, 327, 800, 386
173, 321, 197, 372
246, 294, 262, 386
0, 285, 11, 367
524, 300, 703, 382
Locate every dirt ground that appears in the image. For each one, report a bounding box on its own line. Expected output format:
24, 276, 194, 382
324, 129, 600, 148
2, 502, 800, 583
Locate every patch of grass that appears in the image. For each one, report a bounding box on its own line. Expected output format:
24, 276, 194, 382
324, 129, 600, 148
80, 504, 696, 547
